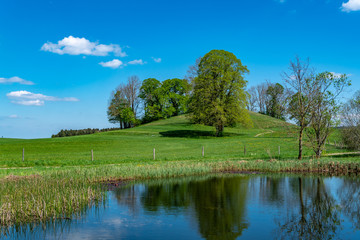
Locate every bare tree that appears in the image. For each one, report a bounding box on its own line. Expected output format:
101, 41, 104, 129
255, 82, 270, 114
246, 86, 258, 112
284, 56, 318, 160
184, 57, 202, 91
124, 75, 141, 118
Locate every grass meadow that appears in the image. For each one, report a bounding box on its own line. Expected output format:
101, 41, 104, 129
0, 112, 349, 168
0, 111, 357, 227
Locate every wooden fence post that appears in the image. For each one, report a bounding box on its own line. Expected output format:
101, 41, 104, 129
244, 145, 246, 156
153, 148, 156, 160
91, 149, 94, 161
278, 146, 281, 157
202, 146, 204, 157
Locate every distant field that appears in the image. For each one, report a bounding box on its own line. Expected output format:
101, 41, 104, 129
0, 112, 348, 168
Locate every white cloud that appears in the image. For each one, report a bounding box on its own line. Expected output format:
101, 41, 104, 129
41, 36, 127, 57
341, 0, 360, 12
8, 114, 19, 119
0, 76, 34, 85
99, 59, 123, 69
128, 59, 145, 65
6, 91, 79, 106
152, 57, 162, 63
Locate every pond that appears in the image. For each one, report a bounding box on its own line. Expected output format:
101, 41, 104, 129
3, 173, 360, 239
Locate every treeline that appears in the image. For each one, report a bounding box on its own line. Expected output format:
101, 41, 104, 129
52, 127, 121, 138
247, 82, 291, 121
107, 76, 191, 127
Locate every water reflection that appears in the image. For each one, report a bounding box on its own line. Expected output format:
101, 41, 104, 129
4, 174, 360, 239
275, 177, 341, 240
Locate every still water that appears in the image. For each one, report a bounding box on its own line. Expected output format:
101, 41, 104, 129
3, 173, 360, 240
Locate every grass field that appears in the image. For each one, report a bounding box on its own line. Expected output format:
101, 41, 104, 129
0, 112, 348, 168
0, 112, 358, 227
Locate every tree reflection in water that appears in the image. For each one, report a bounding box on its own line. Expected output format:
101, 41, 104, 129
114, 175, 249, 240
275, 177, 341, 240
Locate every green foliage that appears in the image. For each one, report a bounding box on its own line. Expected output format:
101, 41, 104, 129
306, 72, 350, 158
189, 50, 253, 136
161, 78, 191, 116
108, 89, 135, 129
140, 78, 190, 123
139, 78, 163, 122
266, 83, 286, 120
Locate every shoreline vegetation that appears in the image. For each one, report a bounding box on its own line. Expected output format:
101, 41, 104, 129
1, 157, 360, 228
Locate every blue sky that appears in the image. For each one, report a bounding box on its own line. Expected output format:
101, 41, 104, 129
1, 0, 359, 138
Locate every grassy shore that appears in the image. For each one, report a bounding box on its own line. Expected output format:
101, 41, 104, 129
1, 157, 360, 228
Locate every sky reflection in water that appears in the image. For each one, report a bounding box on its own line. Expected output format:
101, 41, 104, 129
3, 174, 360, 240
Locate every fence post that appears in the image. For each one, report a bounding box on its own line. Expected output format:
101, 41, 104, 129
244, 145, 246, 156
91, 149, 94, 161
22, 148, 24, 162
153, 148, 156, 160
202, 146, 204, 157
278, 146, 281, 157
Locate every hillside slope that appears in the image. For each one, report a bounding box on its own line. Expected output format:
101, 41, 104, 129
0, 112, 343, 167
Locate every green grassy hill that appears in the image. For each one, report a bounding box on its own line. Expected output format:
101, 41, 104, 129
0, 112, 345, 167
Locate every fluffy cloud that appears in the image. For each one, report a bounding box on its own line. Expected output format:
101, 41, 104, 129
152, 57, 162, 63
8, 114, 19, 119
128, 59, 145, 65
6, 91, 79, 106
99, 59, 123, 68
341, 0, 360, 12
41, 36, 127, 57
0, 76, 34, 85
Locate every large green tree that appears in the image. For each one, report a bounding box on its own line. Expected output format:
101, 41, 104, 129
139, 78, 163, 122
161, 78, 191, 117
189, 50, 252, 136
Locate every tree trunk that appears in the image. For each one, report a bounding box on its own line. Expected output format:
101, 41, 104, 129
215, 124, 224, 137
298, 128, 304, 160
120, 121, 123, 130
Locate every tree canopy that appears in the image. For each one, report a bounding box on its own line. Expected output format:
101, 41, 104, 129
189, 50, 252, 136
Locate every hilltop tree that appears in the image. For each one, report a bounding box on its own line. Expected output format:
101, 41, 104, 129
161, 78, 191, 117
107, 87, 134, 129
139, 78, 163, 122
189, 50, 252, 136
108, 76, 140, 128
266, 83, 286, 120
124, 75, 141, 118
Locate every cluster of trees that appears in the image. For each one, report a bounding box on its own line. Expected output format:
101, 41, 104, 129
108, 51, 352, 160
107, 76, 141, 129
108, 77, 191, 126
108, 50, 251, 137
247, 82, 289, 120
52, 127, 121, 138
139, 78, 191, 123
247, 57, 350, 159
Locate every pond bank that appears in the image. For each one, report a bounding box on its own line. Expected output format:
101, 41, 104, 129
1, 157, 360, 228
